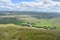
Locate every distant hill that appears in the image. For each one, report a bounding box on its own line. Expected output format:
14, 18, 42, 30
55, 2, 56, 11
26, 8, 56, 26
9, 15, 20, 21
0, 11, 60, 19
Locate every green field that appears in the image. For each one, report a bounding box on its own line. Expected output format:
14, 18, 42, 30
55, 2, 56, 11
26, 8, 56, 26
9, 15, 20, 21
15, 17, 60, 30
0, 16, 60, 30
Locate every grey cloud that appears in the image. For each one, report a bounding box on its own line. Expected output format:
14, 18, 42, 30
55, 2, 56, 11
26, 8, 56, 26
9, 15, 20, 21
52, 0, 60, 2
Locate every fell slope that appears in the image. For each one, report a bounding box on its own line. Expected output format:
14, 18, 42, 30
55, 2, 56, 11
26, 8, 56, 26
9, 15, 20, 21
0, 25, 60, 40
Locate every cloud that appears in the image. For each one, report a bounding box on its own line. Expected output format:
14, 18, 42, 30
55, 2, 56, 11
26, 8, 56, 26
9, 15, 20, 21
0, 0, 11, 3
0, 0, 60, 12
52, 0, 60, 2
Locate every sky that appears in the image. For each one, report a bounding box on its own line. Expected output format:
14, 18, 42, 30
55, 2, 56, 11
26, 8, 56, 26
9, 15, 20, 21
0, 0, 60, 12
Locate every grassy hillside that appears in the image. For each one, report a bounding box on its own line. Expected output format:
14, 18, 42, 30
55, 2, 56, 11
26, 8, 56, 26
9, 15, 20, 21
0, 11, 60, 40
0, 25, 60, 40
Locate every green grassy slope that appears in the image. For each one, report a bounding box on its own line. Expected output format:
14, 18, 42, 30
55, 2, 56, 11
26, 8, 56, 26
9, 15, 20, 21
0, 26, 60, 40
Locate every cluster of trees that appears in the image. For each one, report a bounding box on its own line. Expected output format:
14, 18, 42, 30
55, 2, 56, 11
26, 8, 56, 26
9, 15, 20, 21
21, 22, 56, 30
44, 26, 56, 30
